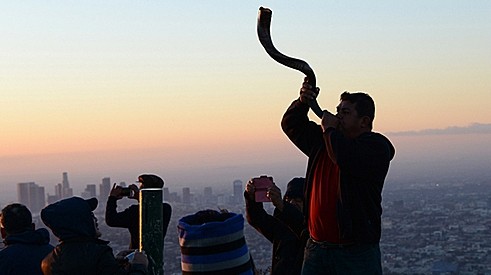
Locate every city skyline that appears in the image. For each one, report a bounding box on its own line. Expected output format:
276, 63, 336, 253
9, 171, 246, 212
2, 1, 490, 202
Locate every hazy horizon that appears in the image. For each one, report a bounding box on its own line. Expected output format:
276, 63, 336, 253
2, 2, 490, 202
2, 124, 491, 203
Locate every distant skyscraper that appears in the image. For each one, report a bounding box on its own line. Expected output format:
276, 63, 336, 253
163, 187, 170, 202
60, 172, 73, 198
62, 172, 69, 189
99, 177, 111, 202
17, 182, 46, 213
55, 183, 63, 200
82, 184, 97, 198
182, 187, 191, 204
17, 182, 31, 206
233, 180, 243, 203
203, 186, 215, 204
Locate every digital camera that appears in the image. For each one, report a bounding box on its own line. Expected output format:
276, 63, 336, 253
252, 175, 274, 202
120, 187, 133, 197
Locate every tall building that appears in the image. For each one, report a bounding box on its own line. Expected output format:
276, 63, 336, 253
99, 177, 111, 202
17, 182, 31, 206
55, 183, 63, 200
97, 177, 112, 212
81, 184, 97, 198
62, 172, 69, 189
182, 187, 191, 204
17, 182, 46, 213
203, 187, 215, 205
60, 172, 73, 199
232, 180, 243, 204
163, 187, 170, 202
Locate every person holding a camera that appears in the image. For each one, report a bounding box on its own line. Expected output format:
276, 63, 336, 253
105, 174, 172, 250
244, 176, 307, 275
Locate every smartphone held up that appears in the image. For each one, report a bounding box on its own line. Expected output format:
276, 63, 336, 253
252, 175, 274, 202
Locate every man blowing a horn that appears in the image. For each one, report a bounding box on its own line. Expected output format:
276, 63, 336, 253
281, 78, 395, 275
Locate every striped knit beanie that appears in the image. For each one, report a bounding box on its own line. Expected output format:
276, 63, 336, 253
178, 210, 254, 275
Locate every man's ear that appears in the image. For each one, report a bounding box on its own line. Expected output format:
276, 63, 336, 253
1, 227, 7, 239
360, 116, 372, 129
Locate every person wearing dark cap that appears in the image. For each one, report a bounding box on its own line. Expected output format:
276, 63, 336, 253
0, 203, 54, 275
244, 177, 308, 275
105, 174, 172, 249
40, 196, 148, 274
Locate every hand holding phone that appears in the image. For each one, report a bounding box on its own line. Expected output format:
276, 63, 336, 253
252, 176, 274, 202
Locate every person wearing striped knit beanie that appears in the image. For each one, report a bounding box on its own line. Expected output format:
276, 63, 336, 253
178, 209, 255, 275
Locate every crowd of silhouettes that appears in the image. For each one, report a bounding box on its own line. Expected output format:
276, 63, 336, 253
0, 78, 394, 275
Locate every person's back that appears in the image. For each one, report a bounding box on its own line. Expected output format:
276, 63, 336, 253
42, 238, 127, 275
0, 203, 54, 275
41, 197, 147, 275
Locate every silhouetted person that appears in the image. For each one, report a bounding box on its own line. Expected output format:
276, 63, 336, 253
178, 209, 255, 274
41, 197, 148, 275
245, 177, 307, 275
282, 79, 395, 274
105, 174, 172, 250
0, 203, 54, 275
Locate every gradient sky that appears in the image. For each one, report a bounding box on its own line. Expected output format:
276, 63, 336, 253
1, 1, 490, 200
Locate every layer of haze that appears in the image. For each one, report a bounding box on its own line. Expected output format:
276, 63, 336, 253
1, 1, 490, 202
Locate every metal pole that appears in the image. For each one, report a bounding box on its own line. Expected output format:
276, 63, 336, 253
139, 188, 163, 275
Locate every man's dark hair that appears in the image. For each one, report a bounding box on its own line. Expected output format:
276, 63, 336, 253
340, 91, 375, 120
138, 174, 164, 189
0, 203, 33, 235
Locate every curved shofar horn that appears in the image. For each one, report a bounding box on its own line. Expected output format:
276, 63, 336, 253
257, 7, 323, 119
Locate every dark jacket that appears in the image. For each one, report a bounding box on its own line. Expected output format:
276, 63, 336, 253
41, 237, 142, 275
0, 228, 54, 275
105, 197, 172, 249
41, 197, 145, 275
281, 99, 395, 244
245, 192, 308, 275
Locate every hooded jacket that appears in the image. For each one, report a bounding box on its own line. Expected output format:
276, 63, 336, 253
0, 228, 54, 275
281, 99, 396, 244
41, 197, 145, 275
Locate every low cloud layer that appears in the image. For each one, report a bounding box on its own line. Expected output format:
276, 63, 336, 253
387, 123, 491, 136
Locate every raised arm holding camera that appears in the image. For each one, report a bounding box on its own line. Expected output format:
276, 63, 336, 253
105, 174, 172, 250
244, 176, 307, 275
